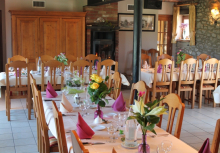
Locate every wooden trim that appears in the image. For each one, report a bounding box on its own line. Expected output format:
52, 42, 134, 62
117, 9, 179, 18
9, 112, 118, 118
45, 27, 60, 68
175, 3, 198, 7
9, 10, 87, 17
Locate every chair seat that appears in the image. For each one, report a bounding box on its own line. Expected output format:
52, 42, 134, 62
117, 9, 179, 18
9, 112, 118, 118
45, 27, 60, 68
203, 85, 214, 88
49, 136, 58, 147
156, 86, 168, 89
180, 85, 192, 89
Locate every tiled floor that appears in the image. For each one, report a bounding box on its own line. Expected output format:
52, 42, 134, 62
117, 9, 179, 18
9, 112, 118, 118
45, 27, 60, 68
0, 89, 219, 153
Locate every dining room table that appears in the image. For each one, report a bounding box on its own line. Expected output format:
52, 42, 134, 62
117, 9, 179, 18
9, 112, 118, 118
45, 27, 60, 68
42, 91, 197, 153
0, 69, 130, 87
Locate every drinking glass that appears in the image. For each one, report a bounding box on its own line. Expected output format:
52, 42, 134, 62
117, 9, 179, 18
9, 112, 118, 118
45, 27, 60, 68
157, 140, 172, 153
119, 113, 127, 127
107, 124, 117, 143
84, 100, 90, 115
79, 103, 86, 117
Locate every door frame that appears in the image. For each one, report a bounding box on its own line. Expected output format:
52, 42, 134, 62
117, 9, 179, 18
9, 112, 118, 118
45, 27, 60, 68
158, 15, 173, 56
0, 11, 3, 72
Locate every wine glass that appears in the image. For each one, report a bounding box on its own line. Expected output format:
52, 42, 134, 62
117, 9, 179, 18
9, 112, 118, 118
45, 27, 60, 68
107, 124, 117, 143
84, 100, 90, 115
119, 113, 127, 127
157, 140, 173, 153
79, 103, 86, 117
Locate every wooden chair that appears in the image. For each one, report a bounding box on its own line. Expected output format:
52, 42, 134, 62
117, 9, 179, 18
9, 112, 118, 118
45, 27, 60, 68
197, 58, 219, 108
30, 74, 37, 118
5, 61, 31, 121
147, 49, 160, 68
41, 60, 64, 91
158, 93, 185, 139
71, 130, 89, 153
157, 54, 174, 61
141, 49, 148, 54
66, 55, 77, 65
112, 148, 117, 153
52, 101, 68, 153
34, 85, 59, 153
8, 55, 28, 64
211, 119, 220, 153
177, 58, 198, 109
149, 59, 174, 101
108, 72, 122, 100
128, 81, 149, 106
70, 59, 91, 78
141, 53, 152, 68
185, 54, 193, 60
85, 54, 101, 76
36, 55, 54, 70
197, 54, 211, 61
97, 59, 118, 77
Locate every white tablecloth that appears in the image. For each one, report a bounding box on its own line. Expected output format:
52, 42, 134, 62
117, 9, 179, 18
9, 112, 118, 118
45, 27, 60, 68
0, 71, 130, 86
42, 92, 197, 153
141, 68, 217, 88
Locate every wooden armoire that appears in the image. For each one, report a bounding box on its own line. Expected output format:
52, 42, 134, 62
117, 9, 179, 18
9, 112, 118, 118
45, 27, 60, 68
10, 10, 86, 70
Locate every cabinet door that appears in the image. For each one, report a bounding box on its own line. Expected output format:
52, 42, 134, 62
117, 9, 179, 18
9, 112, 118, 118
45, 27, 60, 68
39, 18, 60, 57
61, 18, 85, 58
13, 17, 39, 69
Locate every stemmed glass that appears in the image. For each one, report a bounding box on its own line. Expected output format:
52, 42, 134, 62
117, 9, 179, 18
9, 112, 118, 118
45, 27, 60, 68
119, 113, 127, 128
83, 100, 90, 115
157, 140, 173, 153
79, 102, 86, 117
107, 124, 117, 143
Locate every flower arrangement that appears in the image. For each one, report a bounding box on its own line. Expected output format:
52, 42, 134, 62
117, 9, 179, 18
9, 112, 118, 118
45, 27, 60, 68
54, 53, 68, 65
176, 50, 186, 64
179, 23, 188, 29
66, 71, 85, 87
128, 92, 167, 136
88, 74, 111, 107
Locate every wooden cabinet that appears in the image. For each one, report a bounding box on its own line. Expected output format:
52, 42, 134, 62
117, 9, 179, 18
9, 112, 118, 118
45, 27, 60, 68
10, 11, 86, 70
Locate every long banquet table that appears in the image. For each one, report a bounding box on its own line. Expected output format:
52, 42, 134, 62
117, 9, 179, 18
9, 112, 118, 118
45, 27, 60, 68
0, 70, 130, 86
42, 91, 197, 153
141, 68, 217, 88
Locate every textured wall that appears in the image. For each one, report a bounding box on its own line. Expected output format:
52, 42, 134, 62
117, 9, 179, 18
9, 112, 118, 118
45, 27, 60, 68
177, 0, 220, 59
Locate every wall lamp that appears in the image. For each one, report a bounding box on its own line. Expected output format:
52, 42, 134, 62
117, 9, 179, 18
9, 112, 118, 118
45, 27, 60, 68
211, 9, 220, 25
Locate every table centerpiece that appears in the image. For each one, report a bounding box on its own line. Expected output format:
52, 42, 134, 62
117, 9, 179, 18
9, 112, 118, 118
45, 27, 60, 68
88, 74, 111, 119
127, 92, 167, 153
54, 53, 68, 65
176, 49, 186, 65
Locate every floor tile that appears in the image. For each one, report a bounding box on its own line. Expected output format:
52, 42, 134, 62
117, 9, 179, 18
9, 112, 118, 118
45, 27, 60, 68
15, 144, 38, 153
0, 133, 13, 140
0, 128, 12, 134
0, 139, 14, 147
12, 127, 32, 133
0, 146, 15, 153
14, 138, 36, 146
13, 132, 34, 139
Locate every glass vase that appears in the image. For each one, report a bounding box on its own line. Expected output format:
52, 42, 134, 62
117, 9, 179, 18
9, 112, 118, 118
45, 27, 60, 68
138, 134, 150, 153
94, 104, 103, 119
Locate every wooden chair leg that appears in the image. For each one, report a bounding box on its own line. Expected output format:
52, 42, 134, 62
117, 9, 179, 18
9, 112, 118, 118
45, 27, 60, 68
205, 91, 208, 104
199, 89, 203, 108
192, 89, 195, 109
182, 91, 185, 103
7, 99, 11, 121
5, 91, 7, 116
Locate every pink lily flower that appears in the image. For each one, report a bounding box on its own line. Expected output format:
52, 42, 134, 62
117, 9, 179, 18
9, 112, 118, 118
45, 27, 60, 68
138, 91, 145, 97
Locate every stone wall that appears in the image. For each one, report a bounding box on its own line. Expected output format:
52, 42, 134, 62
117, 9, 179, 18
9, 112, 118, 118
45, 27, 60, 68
176, 0, 220, 59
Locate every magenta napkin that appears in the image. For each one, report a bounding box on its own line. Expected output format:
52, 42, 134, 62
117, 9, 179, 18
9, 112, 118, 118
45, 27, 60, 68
198, 138, 211, 153
14, 68, 19, 77
76, 113, 95, 139
95, 61, 98, 70
157, 64, 162, 73
46, 81, 58, 98
94, 105, 103, 119
112, 92, 126, 112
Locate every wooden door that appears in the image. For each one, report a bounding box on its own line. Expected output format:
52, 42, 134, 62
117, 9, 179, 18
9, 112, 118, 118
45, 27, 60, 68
39, 18, 60, 57
0, 11, 3, 72
157, 15, 172, 56
61, 18, 85, 58
12, 17, 39, 70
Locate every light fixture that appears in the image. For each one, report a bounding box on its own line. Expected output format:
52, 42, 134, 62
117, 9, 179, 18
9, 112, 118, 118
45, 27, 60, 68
211, 8, 220, 25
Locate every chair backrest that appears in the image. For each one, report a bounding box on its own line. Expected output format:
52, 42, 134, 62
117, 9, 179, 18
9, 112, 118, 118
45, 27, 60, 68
108, 72, 122, 100
41, 60, 64, 91
36, 55, 54, 70
211, 119, 220, 153
8, 55, 28, 64
29, 73, 37, 115
71, 130, 89, 153
128, 81, 149, 105
5, 61, 30, 90
141, 49, 148, 54
85, 54, 101, 76
97, 59, 118, 77
178, 58, 198, 87
159, 93, 185, 139
197, 54, 211, 61
112, 148, 117, 153
33, 84, 51, 153
147, 49, 160, 67
200, 58, 219, 87
157, 54, 173, 61
185, 54, 193, 60
66, 55, 77, 65
52, 101, 68, 153
153, 59, 174, 90
141, 54, 152, 67
70, 59, 91, 78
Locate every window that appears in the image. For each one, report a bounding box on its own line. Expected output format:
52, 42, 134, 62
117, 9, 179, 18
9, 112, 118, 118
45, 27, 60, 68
182, 16, 190, 40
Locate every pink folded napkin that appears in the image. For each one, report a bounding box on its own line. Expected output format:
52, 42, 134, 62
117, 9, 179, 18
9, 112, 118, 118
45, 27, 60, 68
14, 68, 19, 77
112, 92, 126, 112
198, 138, 211, 153
157, 64, 162, 73
76, 113, 95, 139
46, 81, 58, 98
95, 61, 98, 70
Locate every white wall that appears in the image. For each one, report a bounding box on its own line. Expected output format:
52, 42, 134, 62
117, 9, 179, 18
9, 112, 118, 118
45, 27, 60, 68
118, 0, 174, 74
0, 0, 6, 70
4, 0, 87, 64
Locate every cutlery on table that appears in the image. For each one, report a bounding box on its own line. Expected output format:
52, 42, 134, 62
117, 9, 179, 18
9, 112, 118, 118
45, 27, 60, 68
62, 114, 76, 116
82, 142, 105, 145
147, 134, 169, 138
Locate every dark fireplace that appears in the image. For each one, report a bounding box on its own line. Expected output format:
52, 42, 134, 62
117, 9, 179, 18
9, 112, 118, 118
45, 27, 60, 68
91, 30, 115, 61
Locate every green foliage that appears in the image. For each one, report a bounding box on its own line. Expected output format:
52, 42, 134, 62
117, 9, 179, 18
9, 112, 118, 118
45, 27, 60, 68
176, 51, 186, 64
55, 53, 68, 65
119, 130, 124, 134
